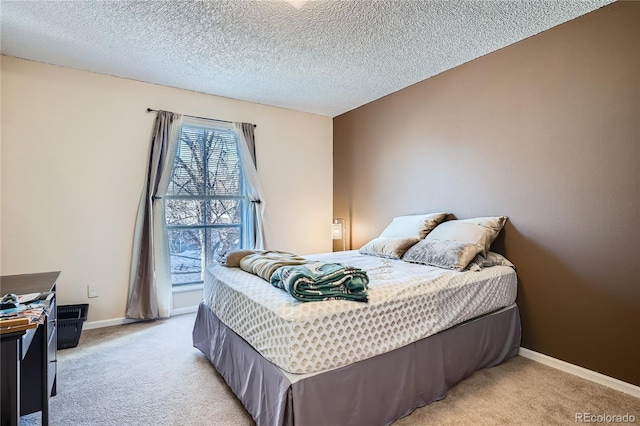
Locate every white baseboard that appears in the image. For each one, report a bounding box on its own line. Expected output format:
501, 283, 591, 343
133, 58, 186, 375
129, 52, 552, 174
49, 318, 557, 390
84, 306, 198, 330
171, 306, 198, 316
83, 317, 137, 330
519, 347, 640, 398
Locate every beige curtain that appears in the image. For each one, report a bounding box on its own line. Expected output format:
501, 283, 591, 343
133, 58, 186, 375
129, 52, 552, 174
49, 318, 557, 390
126, 111, 182, 319
234, 122, 266, 250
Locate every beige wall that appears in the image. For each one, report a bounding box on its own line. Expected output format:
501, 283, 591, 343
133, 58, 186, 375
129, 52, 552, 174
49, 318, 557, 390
334, 2, 639, 385
1, 56, 333, 323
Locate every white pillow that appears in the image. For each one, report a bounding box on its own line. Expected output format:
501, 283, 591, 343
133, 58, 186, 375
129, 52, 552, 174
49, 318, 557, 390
425, 216, 507, 256
379, 213, 447, 239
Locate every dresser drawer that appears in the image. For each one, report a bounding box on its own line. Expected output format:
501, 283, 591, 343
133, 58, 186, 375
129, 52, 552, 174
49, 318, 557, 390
47, 325, 57, 396
48, 297, 57, 344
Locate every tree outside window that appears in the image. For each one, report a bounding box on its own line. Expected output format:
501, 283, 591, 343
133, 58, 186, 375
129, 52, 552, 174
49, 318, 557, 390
165, 121, 245, 286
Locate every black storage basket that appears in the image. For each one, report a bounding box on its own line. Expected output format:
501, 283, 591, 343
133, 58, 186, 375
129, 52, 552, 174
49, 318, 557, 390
57, 304, 89, 349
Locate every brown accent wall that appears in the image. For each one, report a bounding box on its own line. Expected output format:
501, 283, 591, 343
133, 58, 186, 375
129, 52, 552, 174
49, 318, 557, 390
333, 2, 639, 385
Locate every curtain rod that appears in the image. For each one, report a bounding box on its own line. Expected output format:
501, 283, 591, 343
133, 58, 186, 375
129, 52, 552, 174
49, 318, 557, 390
146, 108, 256, 128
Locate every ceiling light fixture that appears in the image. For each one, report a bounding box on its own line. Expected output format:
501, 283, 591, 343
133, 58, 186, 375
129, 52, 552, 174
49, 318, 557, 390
284, 0, 309, 10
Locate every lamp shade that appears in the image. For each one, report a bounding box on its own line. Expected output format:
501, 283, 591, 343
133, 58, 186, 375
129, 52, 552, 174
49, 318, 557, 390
332, 218, 347, 251
332, 221, 343, 240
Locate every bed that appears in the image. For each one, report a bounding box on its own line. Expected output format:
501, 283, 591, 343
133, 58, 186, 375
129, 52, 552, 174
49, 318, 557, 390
192, 249, 521, 426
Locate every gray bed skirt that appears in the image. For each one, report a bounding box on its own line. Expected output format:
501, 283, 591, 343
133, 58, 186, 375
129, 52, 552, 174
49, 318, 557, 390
193, 302, 521, 426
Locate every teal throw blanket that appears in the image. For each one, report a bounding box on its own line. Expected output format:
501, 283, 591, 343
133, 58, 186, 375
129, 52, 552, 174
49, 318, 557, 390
270, 262, 369, 303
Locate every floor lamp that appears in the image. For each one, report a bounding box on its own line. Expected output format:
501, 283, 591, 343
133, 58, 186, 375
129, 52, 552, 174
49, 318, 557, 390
332, 218, 347, 251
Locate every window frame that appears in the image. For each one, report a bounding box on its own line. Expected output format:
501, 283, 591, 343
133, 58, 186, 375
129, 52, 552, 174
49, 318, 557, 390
165, 117, 247, 287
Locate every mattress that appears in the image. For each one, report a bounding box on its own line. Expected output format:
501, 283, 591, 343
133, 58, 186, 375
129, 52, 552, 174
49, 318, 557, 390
204, 250, 517, 374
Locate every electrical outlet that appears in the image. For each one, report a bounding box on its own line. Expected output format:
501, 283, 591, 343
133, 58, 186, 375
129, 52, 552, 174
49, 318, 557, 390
87, 285, 98, 298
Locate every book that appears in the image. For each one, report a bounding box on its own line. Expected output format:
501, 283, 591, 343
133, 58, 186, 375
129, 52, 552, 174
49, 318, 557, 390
0, 317, 29, 327
0, 316, 37, 334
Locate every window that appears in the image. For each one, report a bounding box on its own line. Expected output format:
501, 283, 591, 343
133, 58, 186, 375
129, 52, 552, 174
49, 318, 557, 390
165, 119, 245, 287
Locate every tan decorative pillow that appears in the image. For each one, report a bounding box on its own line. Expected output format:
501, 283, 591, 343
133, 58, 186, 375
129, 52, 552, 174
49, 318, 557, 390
359, 237, 420, 260
466, 251, 516, 271
379, 213, 447, 239
220, 249, 258, 267
425, 216, 507, 256
402, 239, 483, 271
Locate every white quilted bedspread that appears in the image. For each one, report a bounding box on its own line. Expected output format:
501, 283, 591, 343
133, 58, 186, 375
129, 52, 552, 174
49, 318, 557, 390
204, 250, 517, 374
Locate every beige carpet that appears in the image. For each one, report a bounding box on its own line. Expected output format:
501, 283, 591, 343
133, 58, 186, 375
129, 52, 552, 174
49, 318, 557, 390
22, 313, 638, 426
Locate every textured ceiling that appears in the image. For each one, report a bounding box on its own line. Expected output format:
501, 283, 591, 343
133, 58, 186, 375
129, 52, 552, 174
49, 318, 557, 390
1, 0, 613, 117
